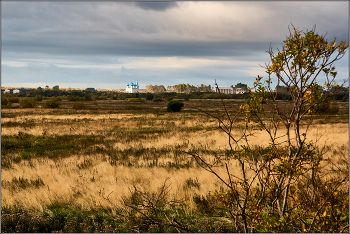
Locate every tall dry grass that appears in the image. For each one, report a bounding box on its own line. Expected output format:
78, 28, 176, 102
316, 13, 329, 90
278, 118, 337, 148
1, 107, 348, 214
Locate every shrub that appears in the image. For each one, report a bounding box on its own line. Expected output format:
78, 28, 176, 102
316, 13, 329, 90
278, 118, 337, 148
44, 97, 61, 108
146, 93, 154, 101
67, 95, 77, 101
318, 101, 339, 114
72, 101, 86, 110
35, 95, 43, 101
95, 95, 107, 100
84, 94, 92, 101
167, 100, 184, 112
2, 97, 8, 106
153, 97, 164, 102
19, 98, 37, 108
6, 96, 19, 103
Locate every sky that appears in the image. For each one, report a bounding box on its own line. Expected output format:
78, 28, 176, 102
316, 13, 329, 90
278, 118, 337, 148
1, 1, 349, 90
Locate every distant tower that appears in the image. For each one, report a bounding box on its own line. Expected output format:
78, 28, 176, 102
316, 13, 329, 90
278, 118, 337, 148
126, 80, 139, 93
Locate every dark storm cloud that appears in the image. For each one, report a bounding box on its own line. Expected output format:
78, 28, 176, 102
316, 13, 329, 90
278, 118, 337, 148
134, 2, 178, 11
2, 35, 270, 58
2, 1, 348, 58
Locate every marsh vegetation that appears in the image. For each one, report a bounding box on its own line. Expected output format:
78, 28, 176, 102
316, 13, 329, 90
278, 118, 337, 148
1, 96, 348, 232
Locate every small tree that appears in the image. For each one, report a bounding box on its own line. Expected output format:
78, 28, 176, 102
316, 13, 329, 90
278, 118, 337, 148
188, 25, 348, 232
235, 83, 248, 89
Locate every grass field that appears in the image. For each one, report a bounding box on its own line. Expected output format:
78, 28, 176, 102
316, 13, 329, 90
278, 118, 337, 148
1, 98, 349, 232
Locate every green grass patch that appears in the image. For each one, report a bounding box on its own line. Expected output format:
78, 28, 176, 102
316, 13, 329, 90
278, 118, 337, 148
1, 133, 105, 166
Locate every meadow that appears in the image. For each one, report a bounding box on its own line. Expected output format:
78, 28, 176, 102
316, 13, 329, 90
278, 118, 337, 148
1, 98, 349, 232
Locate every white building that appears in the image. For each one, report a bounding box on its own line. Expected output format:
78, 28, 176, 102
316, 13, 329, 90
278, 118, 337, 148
235, 87, 246, 94
215, 87, 235, 94
215, 87, 247, 94
126, 81, 139, 93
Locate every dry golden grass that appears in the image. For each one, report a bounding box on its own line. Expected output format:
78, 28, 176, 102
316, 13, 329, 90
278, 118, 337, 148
1, 104, 348, 214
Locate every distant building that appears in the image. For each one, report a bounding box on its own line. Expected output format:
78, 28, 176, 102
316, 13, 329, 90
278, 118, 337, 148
215, 87, 234, 94
13, 89, 20, 94
235, 87, 246, 94
126, 81, 139, 93
215, 87, 247, 94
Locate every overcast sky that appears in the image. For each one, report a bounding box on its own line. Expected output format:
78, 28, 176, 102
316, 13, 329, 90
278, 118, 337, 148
1, 1, 349, 89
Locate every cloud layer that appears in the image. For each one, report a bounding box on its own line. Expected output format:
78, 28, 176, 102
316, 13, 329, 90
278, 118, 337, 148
2, 1, 349, 89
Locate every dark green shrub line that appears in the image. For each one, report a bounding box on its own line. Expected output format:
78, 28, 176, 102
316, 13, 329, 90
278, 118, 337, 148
1, 134, 106, 168
1, 132, 221, 168
109, 125, 216, 136
1, 177, 45, 191
1, 120, 36, 128
124, 105, 142, 110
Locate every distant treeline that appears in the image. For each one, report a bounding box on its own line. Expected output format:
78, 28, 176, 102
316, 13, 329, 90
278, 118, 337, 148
2, 86, 348, 102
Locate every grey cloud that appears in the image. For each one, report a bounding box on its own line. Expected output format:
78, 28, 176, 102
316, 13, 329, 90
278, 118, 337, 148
1, 1, 348, 89
2, 1, 348, 58
134, 2, 178, 11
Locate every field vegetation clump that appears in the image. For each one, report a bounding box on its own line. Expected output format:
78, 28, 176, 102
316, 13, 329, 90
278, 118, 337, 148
72, 101, 86, 110
19, 98, 37, 108
43, 97, 61, 108
167, 100, 184, 112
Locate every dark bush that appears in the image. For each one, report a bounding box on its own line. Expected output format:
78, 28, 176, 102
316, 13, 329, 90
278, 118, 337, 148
72, 101, 86, 110
35, 95, 43, 101
95, 95, 107, 100
44, 97, 60, 108
19, 98, 37, 108
313, 100, 339, 114
84, 94, 92, 101
153, 97, 164, 102
167, 100, 184, 112
146, 93, 154, 101
67, 95, 77, 101
6, 96, 20, 103
2, 97, 8, 106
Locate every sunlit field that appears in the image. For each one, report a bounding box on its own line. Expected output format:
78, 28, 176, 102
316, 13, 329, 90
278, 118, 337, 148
1, 98, 349, 232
